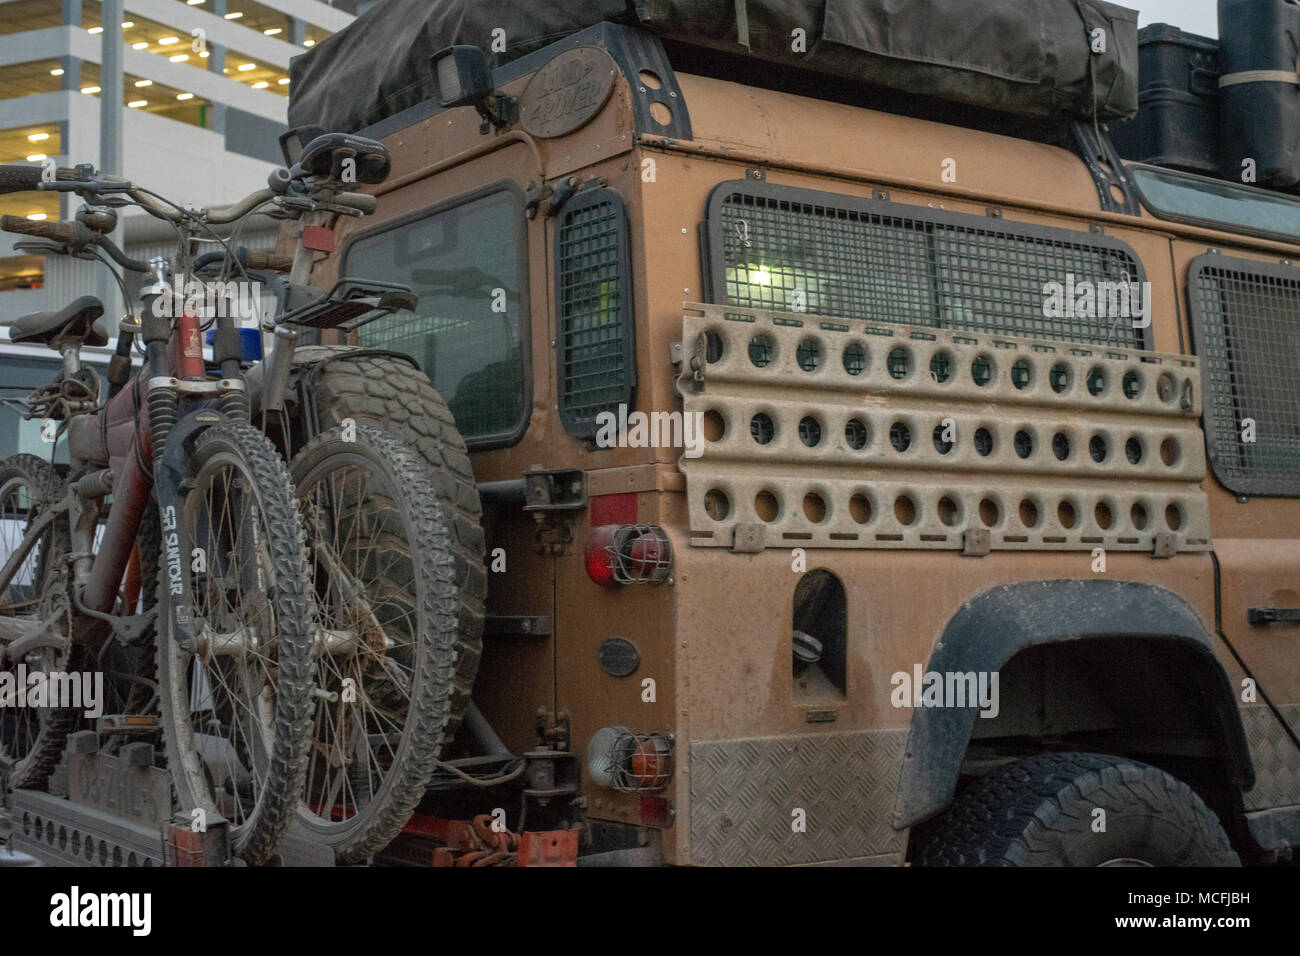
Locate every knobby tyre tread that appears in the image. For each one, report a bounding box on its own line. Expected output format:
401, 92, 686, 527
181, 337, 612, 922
154, 422, 315, 865
291, 422, 461, 862
305, 351, 484, 748
914, 751, 1240, 867
0, 455, 75, 793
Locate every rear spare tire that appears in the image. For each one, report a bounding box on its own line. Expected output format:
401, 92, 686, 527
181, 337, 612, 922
297, 348, 485, 747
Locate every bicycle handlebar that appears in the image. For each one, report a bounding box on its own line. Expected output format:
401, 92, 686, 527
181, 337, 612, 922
1, 215, 151, 271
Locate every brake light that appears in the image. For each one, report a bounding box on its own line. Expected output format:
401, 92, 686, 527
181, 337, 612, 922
586, 726, 675, 792
584, 524, 673, 587
584, 526, 620, 587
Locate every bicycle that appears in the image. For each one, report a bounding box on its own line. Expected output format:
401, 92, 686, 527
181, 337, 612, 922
0, 165, 319, 863
0, 129, 486, 863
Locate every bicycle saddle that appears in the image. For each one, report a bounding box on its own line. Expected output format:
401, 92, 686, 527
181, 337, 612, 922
293, 132, 390, 185
11, 294, 108, 349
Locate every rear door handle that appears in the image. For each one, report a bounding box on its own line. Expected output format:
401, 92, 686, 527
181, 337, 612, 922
1248, 607, 1300, 624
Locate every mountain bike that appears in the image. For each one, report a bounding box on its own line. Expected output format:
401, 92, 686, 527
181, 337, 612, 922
0, 130, 486, 863
0, 166, 317, 864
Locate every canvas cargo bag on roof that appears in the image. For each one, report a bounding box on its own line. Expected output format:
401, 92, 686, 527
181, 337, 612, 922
288, 0, 1139, 134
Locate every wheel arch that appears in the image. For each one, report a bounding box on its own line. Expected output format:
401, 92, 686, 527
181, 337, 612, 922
893, 579, 1254, 829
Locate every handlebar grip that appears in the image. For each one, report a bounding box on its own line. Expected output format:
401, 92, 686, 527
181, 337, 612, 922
244, 250, 294, 271
0, 164, 79, 195
0, 165, 42, 195
0, 215, 84, 244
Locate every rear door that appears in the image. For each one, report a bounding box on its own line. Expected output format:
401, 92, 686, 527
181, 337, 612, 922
336, 141, 559, 752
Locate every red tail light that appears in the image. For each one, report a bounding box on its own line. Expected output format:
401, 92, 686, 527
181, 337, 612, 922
584, 525, 620, 586
587, 727, 674, 792
584, 524, 673, 587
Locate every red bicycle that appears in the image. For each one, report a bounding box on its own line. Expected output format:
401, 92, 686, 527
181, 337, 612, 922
0, 164, 315, 864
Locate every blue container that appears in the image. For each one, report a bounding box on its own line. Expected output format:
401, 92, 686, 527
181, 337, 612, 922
204, 327, 263, 362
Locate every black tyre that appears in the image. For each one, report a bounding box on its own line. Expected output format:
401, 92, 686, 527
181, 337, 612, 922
291, 422, 461, 862
0, 455, 76, 792
299, 349, 484, 747
914, 752, 1240, 867
155, 422, 315, 865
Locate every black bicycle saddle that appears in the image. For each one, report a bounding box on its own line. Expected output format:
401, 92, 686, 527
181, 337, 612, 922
293, 132, 391, 185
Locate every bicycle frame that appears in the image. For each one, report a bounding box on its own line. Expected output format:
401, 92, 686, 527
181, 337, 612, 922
0, 260, 252, 657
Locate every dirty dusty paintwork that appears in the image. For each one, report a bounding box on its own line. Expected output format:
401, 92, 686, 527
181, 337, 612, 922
292, 52, 1300, 865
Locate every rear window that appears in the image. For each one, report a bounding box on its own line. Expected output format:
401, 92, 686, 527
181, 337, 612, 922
346, 186, 529, 447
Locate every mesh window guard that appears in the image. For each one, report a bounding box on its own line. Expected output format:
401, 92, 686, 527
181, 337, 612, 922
704, 180, 1150, 350
1188, 253, 1300, 496
556, 187, 635, 437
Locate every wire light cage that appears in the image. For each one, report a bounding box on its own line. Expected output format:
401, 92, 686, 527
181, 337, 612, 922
605, 524, 673, 584
601, 730, 675, 793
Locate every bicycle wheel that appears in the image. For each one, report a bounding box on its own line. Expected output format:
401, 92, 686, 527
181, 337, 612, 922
0, 455, 76, 792
155, 422, 314, 865
290, 422, 461, 863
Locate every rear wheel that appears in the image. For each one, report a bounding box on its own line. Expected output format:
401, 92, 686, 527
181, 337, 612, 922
291, 422, 461, 862
155, 422, 314, 865
914, 752, 1240, 866
0, 455, 75, 792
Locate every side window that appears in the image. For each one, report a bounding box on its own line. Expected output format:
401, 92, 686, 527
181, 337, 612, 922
555, 187, 635, 437
1188, 253, 1300, 496
346, 187, 529, 447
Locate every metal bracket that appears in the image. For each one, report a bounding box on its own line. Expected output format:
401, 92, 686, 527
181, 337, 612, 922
523, 467, 586, 512
687, 332, 708, 393
1069, 120, 1141, 216
484, 615, 553, 637
962, 528, 991, 557
1152, 532, 1179, 558
522, 750, 581, 801
524, 467, 586, 554
732, 523, 765, 553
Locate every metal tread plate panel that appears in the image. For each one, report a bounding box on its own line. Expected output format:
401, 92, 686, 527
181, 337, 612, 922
1241, 703, 1300, 811
678, 302, 1209, 552
688, 730, 908, 866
